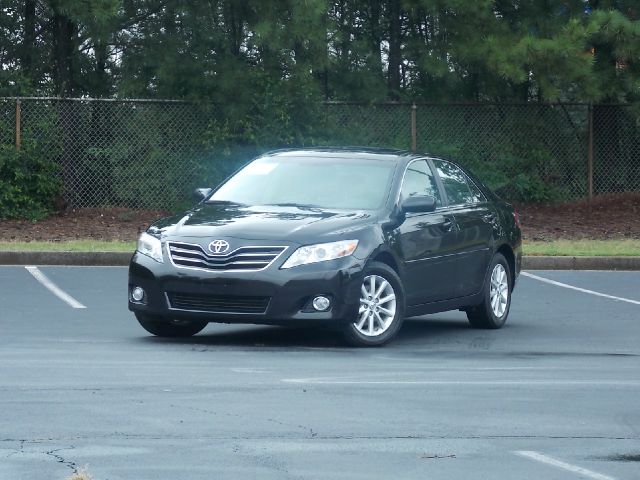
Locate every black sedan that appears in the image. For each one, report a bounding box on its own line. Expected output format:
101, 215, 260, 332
129, 148, 522, 346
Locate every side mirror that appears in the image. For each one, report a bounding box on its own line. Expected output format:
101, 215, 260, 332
193, 188, 212, 201
401, 195, 436, 213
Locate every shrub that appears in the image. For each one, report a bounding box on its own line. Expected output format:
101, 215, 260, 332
0, 142, 61, 220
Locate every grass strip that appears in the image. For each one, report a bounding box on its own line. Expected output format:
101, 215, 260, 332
523, 239, 640, 257
0, 240, 136, 252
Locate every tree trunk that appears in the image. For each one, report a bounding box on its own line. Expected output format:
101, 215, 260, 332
21, 0, 37, 82
387, 0, 402, 99
94, 41, 110, 97
50, 3, 79, 204
51, 5, 77, 96
315, 4, 330, 99
224, 0, 243, 58
368, 1, 383, 78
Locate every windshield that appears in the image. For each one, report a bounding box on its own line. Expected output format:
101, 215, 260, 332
209, 156, 396, 210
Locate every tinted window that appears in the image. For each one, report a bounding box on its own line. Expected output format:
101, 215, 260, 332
210, 156, 396, 210
433, 160, 482, 205
466, 176, 486, 203
400, 160, 442, 206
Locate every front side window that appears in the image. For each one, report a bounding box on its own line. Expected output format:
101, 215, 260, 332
400, 160, 442, 206
433, 160, 483, 205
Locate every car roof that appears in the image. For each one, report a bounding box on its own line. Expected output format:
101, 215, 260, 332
261, 147, 424, 163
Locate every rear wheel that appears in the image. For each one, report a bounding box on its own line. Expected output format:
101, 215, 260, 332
343, 262, 405, 347
135, 313, 208, 337
466, 253, 511, 329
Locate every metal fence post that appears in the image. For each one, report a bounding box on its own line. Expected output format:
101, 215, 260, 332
411, 103, 417, 152
587, 103, 594, 202
15, 98, 21, 150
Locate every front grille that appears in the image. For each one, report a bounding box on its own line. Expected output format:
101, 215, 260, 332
168, 242, 287, 272
167, 292, 270, 314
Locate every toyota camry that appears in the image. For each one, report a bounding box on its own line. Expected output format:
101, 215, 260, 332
129, 148, 522, 346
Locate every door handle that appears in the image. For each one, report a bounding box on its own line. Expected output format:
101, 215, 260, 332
441, 219, 455, 232
482, 213, 496, 223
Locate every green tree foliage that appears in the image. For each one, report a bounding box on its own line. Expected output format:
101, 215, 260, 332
1, 0, 639, 102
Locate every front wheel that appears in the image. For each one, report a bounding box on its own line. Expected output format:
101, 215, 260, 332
466, 253, 512, 329
343, 262, 405, 347
135, 313, 208, 337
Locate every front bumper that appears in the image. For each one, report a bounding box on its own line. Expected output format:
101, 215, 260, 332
128, 251, 365, 325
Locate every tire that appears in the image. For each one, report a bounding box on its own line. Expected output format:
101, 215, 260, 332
466, 253, 512, 329
343, 261, 405, 347
135, 313, 208, 337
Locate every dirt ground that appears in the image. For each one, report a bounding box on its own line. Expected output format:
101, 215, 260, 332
514, 193, 640, 241
0, 208, 169, 243
1, 193, 639, 242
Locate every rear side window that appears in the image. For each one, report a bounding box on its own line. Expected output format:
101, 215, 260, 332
466, 176, 486, 203
433, 160, 484, 205
400, 160, 442, 206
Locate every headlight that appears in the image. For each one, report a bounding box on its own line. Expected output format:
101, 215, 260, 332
281, 240, 358, 269
137, 232, 164, 263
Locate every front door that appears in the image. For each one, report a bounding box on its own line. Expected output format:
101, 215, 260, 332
394, 160, 459, 305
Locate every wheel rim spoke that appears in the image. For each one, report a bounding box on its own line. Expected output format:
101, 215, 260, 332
356, 314, 367, 329
378, 294, 396, 305
374, 311, 386, 329
374, 280, 388, 299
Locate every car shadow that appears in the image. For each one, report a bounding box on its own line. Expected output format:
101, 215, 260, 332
136, 315, 474, 349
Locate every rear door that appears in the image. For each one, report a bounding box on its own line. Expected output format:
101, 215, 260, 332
395, 159, 459, 305
431, 159, 495, 297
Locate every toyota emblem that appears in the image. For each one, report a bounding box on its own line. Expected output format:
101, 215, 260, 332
208, 239, 230, 254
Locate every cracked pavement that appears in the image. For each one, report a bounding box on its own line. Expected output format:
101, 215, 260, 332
1, 267, 639, 479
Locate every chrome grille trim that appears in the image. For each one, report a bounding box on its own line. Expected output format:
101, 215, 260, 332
167, 242, 288, 273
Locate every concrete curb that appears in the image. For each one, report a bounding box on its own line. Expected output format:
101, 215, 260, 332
522, 256, 640, 271
0, 251, 639, 270
0, 251, 132, 266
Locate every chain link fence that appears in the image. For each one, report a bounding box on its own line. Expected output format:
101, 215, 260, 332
592, 104, 640, 195
1, 97, 638, 211
415, 103, 591, 201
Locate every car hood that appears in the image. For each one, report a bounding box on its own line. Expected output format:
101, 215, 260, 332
151, 203, 376, 244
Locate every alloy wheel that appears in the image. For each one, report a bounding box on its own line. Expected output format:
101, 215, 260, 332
355, 274, 397, 337
489, 264, 509, 318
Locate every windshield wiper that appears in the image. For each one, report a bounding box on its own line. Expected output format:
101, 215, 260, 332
204, 199, 248, 207
267, 202, 322, 209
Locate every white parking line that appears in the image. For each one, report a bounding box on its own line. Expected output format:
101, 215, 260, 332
282, 378, 640, 386
522, 272, 640, 305
25, 266, 87, 309
514, 450, 617, 480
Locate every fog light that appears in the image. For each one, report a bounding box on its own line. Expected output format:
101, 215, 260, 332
312, 295, 331, 312
131, 286, 145, 302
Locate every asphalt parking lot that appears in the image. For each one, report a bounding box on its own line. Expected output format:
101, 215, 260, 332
1, 266, 639, 480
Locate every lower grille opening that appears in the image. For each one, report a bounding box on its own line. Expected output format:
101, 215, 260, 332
166, 292, 270, 314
